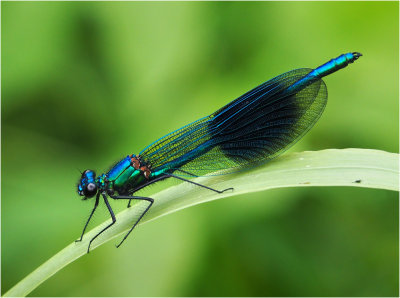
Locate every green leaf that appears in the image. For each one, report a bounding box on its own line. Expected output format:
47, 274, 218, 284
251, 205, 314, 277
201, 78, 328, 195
4, 149, 399, 297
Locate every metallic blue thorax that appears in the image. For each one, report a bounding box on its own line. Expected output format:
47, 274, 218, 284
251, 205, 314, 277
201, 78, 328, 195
95, 155, 155, 195
107, 156, 132, 181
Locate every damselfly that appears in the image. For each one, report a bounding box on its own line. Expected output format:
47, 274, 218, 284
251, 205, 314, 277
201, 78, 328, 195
76, 52, 362, 252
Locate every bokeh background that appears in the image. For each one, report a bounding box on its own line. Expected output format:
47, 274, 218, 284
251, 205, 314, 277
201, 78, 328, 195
2, 1, 399, 296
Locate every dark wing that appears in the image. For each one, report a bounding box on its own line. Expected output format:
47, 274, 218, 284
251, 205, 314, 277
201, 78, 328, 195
140, 68, 327, 176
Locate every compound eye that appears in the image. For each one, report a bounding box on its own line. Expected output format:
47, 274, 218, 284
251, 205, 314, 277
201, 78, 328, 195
83, 183, 97, 198
82, 169, 96, 178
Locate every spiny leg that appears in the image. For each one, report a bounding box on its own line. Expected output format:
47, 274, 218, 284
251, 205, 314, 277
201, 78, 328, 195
87, 193, 116, 253
109, 194, 154, 248
125, 171, 231, 208
112, 172, 231, 248
167, 173, 233, 193
125, 175, 168, 208
109, 174, 231, 248
76, 192, 100, 242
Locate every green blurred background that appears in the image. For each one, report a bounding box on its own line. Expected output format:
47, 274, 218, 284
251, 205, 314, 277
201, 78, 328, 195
2, 1, 399, 296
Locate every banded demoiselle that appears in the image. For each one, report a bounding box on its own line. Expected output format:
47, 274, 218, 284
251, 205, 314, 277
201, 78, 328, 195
77, 52, 362, 252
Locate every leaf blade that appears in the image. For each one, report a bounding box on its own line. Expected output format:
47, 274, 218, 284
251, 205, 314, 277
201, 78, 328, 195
4, 148, 399, 297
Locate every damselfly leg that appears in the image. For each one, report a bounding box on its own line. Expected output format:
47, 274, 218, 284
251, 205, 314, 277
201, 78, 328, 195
109, 194, 154, 248
167, 174, 234, 193
75, 192, 100, 243
87, 193, 117, 253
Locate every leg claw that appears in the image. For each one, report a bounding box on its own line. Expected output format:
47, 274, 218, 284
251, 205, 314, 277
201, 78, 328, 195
222, 187, 234, 193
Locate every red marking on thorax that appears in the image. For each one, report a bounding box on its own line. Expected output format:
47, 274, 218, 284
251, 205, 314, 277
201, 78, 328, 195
130, 155, 151, 179
130, 155, 140, 169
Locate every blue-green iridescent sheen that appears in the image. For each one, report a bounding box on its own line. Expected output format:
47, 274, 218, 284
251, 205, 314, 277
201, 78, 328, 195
77, 52, 362, 197
77, 170, 96, 195
285, 52, 361, 95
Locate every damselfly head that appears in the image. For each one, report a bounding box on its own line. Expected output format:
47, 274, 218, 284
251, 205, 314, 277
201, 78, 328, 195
77, 169, 98, 198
